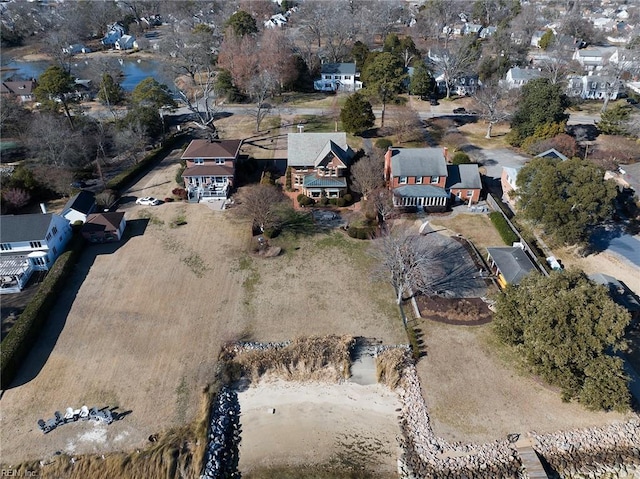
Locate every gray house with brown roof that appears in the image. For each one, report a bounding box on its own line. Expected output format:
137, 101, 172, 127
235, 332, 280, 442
181, 139, 243, 202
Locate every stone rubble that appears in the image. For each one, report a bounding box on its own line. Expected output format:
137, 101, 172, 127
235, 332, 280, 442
200, 386, 241, 479
394, 347, 640, 479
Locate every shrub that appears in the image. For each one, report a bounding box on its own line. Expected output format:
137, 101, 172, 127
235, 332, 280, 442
175, 160, 186, 185
1, 234, 84, 388
347, 226, 374, 240
489, 211, 519, 245
318, 196, 329, 206
343, 193, 353, 204
172, 188, 187, 200
336, 197, 346, 207
285, 167, 292, 191
451, 152, 471, 165
375, 138, 392, 150
106, 133, 183, 192
298, 194, 314, 207
164, 197, 174, 202
329, 198, 337, 205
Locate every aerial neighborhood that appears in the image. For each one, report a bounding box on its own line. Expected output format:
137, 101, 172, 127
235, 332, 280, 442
1, 0, 640, 478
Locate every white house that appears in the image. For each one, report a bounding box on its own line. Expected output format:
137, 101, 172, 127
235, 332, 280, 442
502, 67, 543, 89
264, 13, 287, 28
0, 213, 72, 293
61, 191, 96, 224
572, 46, 617, 71
115, 35, 138, 51
102, 23, 125, 46
62, 44, 91, 55
313, 63, 362, 92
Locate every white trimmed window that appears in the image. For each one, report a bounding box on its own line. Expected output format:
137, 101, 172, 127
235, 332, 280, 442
415, 177, 423, 184
215, 159, 225, 165
399, 176, 408, 184
466, 190, 474, 197
430, 176, 439, 184
194, 158, 204, 165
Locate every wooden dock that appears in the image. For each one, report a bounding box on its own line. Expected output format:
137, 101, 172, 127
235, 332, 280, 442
517, 445, 550, 479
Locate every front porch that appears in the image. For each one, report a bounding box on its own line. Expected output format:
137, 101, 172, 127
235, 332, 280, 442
185, 177, 231, 203
302, 175, 347, 199
0, 255, 35, 294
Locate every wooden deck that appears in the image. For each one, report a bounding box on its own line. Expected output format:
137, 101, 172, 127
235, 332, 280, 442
517, 445, 550, 479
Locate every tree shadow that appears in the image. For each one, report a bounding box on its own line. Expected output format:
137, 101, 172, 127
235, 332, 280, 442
5, 219, 149, 390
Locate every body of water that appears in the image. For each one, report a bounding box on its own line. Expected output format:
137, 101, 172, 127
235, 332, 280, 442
1, 57, 177, 92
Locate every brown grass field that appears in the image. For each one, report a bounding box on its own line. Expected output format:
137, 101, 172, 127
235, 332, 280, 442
2, 110, 639, 476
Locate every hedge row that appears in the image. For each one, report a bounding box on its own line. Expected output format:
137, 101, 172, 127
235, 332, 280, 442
489, 211, 519, 245
0, 234, 85, 388
106, 133, 184, 192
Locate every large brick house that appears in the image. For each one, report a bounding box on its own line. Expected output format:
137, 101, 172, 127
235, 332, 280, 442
181, 139, 243, 202
287, 132, 355, 199
384, 147, 482, 209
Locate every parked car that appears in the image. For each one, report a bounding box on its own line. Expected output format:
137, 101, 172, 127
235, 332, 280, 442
429, 97, 439, 106
136, 197, 161, 206
626, 97, 638, 105
453, 107, 466, 114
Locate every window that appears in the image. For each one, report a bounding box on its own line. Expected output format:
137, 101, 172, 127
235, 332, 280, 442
194, 159, 204, 165
399, 176, 408, 184
215, 159, 225, 165
344, 75, 351, 80
46, 232, 52, 242
415, 177, 423, 184
0, 244, 11, 251
466, 190, 474, 197
52, 226, 58, 236
430, 176, 440, 184
335, 75, 342, 80
30, 241, 42, 248
53, 247, 58, 255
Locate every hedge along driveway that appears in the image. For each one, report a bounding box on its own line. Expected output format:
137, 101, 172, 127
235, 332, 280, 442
0, 234, 85, 389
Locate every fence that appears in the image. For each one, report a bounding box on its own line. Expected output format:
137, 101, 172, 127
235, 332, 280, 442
486, 194, 549, 277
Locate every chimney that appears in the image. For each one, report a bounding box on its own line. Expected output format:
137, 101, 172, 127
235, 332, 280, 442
443, 147, 449, 162
384, 146, 393, 182
39, 203, 47, 214
297, 124, 304, 133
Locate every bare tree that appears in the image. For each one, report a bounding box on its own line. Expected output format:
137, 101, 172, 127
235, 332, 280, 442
471, 82, 513, 139
115, 120, 149, 165
370, 227, 432, 305
26, 114, 88, 167
414, 0, 458, 46
350, 154, 385, 201
428, 39, 479, 98
389, 107, 423, 144
232, 184, 288, 233
599, 48, 640, 112
371, 188, 395, 227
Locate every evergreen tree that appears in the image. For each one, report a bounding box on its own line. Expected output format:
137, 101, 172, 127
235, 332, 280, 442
34, 66, 76, 126
515, 157, 617, 245
494, 270, 631, 412
597, 103, 633, 136
362, 52, 406, 127
130, 77, 177, 109
97, 73, 125, 106
508, 78, 569, 146
410, 61, 435, 99
340, 93, 375, 135
225, 10, 258, 37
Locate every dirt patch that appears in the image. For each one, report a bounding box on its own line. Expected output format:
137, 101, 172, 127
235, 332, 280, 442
415, 296, 492, 325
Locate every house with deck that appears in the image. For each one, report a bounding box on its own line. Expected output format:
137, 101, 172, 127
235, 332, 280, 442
0, 213, 71, 293
287, 132, 354, 199
181, 139, 243, 202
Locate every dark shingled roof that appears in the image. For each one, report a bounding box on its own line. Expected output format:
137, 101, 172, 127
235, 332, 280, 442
389, 148, 448, 178
445, 164, 482, 189
487, 246, 538, 285
82, 212, 125, 234
63, 190, 96, 215
0, 214, 54, 243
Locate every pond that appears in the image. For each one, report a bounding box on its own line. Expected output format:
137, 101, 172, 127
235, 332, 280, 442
1, 57, 178, 92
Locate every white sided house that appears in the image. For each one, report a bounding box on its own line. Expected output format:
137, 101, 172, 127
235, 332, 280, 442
314, 63, 362, 92
0, 213, 71, 293
181, 139, 243, 202
61, 190, 96, 224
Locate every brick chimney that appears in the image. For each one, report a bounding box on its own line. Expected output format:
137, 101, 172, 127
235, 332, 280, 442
384, 146, 393, 183
443, 147, 449, 162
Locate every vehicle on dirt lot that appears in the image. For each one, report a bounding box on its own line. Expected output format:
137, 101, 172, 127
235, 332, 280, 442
136, 197, 161, 206
453, 107, 466, 114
